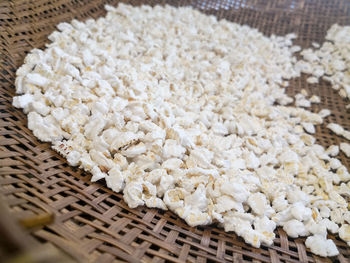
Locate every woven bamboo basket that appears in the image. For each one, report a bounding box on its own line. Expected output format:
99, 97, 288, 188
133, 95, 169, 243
1, 0, 350, 262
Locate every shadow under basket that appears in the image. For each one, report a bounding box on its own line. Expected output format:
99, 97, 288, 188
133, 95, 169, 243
1, 0, 350, 262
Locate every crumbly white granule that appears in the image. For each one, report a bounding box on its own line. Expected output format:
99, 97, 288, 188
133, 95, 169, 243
327, 122, 350, 141
296, 24, 350, 103
12, 4, 350, 256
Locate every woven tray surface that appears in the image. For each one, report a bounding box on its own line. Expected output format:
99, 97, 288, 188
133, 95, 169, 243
1, 0, 350, 262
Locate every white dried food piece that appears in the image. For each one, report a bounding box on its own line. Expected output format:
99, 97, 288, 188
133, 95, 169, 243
329, 158, 342, 171
215, 195, 244, 213
301, 122, 315, 134
305, 235, 339, 257
344, 212, 350, 224
291, 45, 301, 53
312, 42, 320, 48
253, 216, 276, 245
247, 192, 274, 216
319, 206, 331, 218
123, 181, 144, 208
343, 130, 350, 140
12, 4, 350, 256
340, 142, 350, 157
66, 151, 81, 166
327, 123, 344, 136
287, 189, 310, 205
337, 165, 350, 181
25, 73, 49, 87
290, 202, 312, 221
295, 96, 311, 108
339, 224, 350, 245
283, 219, 308, 238
318, 109, 331, 118
27, 112, 63, 142
326, 145, 339, 157
305, 220, 327, 237
307, 76, 319, 84
105, 167, 126, 192
320, 218, 339, 234
339, 88, 348, 98
90, 166, 106, 182
301, 89, 308, 97
272, 195, 288, 212
338, 183, 350, 197
309, 95, 321, 103
221, 182, 250, 203
299, 24, 350, 106
12, 94, 34, 112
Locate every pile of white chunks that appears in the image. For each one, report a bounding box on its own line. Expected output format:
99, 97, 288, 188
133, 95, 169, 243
12, 4, 350, 257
